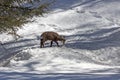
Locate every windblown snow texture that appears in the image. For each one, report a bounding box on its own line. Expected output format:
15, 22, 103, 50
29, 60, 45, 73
0, 0, 120, 80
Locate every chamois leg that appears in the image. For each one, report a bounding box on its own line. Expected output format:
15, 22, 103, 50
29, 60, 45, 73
40, 40, 42, 48
54, 41, 59, 47
40, 42, 44, 48
50, 41, 53, 47
40, 39, 44, 48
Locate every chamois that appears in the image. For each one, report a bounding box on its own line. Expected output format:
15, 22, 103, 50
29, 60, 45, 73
40, 31, 65, 48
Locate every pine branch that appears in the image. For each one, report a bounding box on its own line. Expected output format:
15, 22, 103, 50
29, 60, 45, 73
0, 3, 32, 10
0, 0, 54, 34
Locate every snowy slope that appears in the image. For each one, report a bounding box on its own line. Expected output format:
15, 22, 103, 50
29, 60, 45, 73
0, 0, 120, 80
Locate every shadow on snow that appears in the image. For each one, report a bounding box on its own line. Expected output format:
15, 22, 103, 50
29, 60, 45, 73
65, 27, 120, 50
0, 70, 120, 80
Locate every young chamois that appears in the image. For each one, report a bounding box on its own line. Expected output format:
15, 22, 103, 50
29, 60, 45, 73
40, 31, 66, 48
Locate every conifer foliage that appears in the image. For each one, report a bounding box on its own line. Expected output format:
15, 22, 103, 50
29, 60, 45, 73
0, 0, 51, 34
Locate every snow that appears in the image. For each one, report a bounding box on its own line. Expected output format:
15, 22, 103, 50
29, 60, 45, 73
0, 0, 120, 80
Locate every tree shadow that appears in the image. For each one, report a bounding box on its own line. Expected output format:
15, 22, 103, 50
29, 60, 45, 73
4, 37, 40, 49
65, 27, 120, 50
0, 70, 120, 80
51, 0, 117, 11
51, 0, 82, 10
0, 37, 40, 66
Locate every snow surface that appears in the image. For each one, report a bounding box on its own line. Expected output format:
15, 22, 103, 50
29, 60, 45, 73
0, 0, 120, 80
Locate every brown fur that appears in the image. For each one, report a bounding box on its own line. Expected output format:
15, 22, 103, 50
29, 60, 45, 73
40, 31, 65, 48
